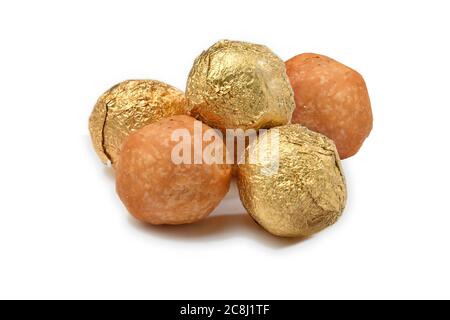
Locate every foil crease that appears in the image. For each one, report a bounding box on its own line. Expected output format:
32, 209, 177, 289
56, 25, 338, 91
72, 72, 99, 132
186, 40, 295, 130
237, 124, 347, 237
89, 80, 188, 165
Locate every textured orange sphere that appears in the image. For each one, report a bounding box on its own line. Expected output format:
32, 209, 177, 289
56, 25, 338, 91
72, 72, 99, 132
286, 53, 373, 159
116, 115, 232, 225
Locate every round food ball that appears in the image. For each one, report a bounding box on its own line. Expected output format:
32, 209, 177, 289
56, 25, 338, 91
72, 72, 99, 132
186, 40, 295, 130
116, 115, 232, 225
286, 53, 373, 159
237, 124, 347, 237
89, 80, 188, 166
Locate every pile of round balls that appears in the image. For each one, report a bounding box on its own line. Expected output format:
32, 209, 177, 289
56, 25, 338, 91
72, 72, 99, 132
89, 40, 373, 238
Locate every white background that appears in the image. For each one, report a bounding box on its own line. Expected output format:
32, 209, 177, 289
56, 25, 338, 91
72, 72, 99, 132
0, 0, 449, 300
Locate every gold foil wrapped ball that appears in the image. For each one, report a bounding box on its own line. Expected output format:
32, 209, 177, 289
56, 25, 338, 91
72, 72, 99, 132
116, 115, 232, 225
237, 124, 347, 237
89, 80, 188, 166
186, 40, 295, 130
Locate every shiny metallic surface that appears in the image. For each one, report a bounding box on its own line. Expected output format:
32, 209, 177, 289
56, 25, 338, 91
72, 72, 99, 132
186, 40, 295, 130
237, 124, 347, 237
89, 80, 188, 165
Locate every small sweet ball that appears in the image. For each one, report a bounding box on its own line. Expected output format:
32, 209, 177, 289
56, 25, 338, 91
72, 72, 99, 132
89, 80, 188, 166
116, 115, 232, 225
286, 53, 373, 159
186, 40, 296, 130
237, 124, 347, 238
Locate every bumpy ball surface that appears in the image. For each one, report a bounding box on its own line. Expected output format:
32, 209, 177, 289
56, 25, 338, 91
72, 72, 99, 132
286, 53, 373, 159
89, 80, 188, 165
116, 115, 232, 225
187, 40, 295, 130
237, 124, 347, 237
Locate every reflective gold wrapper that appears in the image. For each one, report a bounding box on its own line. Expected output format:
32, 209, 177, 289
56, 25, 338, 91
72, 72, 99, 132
186, 40, 295, 130
237, 124, 347, 238
89, 80, 188, 165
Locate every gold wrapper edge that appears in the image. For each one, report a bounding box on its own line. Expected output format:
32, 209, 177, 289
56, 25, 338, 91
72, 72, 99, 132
89, 80, 188, 166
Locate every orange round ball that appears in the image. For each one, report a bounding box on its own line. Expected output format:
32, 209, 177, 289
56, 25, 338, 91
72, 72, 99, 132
286, 53, 373, 159
116, 115, 232, 225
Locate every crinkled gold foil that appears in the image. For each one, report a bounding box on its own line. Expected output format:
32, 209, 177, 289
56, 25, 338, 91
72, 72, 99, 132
89, 80, 188, 165
186, 40, 295, 130
237, 124, 347, 238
